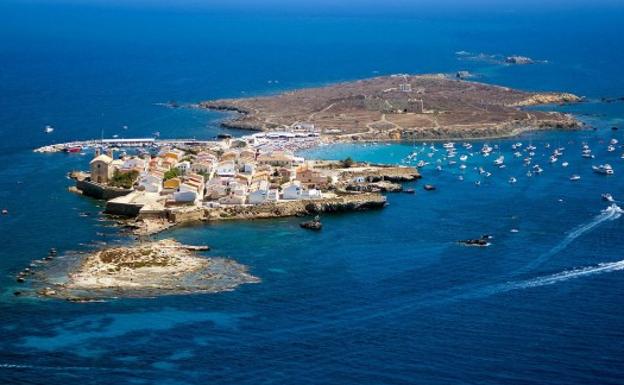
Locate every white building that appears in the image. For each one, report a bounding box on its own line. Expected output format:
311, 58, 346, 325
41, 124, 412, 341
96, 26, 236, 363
302, 188, 322, 200
176, 160, 191, 174
281, 181, 303, 200
248, 188, 279, 204
216, 162, 236, 177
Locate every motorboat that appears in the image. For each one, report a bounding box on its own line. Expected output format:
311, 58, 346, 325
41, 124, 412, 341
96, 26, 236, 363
508, 177, 517, 184
44, 125, 54, 133
593, 164, 614, 175
549, 156, 558, 164
443, 142, 455, 149
608, 145, 616, 152
459, 154, 468, 162
493, 156, 504, 166
610, 138, 618, 145
416, 160, 428, 168
562, 161, 569, 167
570, 174, 581, 181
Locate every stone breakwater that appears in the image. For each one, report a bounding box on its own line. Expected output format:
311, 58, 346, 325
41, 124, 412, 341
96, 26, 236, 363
35, 239, 259, 301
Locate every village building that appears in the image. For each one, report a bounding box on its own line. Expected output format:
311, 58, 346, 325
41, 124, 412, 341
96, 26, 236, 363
90, 154, 114, 184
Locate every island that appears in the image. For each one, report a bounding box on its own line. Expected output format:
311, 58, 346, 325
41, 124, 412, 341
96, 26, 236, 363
28, 73, 584, 300
199, 74, 581, 141
33, 239, 259, 301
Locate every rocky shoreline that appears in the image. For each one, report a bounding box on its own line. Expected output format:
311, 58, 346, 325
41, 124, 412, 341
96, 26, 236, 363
127, 192, 388, 236
33, 239, 259, 301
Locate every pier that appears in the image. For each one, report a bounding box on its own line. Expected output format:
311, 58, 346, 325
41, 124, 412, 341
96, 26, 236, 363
34, 138, 218, 153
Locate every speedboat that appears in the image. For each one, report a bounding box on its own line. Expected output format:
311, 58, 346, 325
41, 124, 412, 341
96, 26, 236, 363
549, 156, 558, 164
443, 142, 455, 149
610, 138, 619, 145
459, 154, 468, 162
508, 177, 517, 184
570, 174, 581, 181
562, 161, 569, 167
514, 151, 522, 158
608, 145, 616, 152
593, 164, 614, 175
602, 193, 614, 202
493, 156, 504, 166
44, 125, 54, 133
416, 160, 429, 168
481, 144, 493, 156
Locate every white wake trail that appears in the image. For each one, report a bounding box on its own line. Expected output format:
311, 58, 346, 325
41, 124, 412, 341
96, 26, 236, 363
518, 204, 624, 274
506, 259, 624, 291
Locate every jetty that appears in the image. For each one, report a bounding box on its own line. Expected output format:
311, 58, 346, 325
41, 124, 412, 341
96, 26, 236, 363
34, 138, 217, 153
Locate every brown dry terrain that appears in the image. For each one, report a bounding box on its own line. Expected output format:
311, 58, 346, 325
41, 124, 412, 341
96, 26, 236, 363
200, 74, 582, 140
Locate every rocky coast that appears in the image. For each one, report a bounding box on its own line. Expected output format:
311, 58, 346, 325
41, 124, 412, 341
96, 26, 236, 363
34, 239, 259, 301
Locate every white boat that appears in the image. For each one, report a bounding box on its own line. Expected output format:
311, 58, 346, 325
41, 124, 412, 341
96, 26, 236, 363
570, 174, 581, 181
459, 154, 468, 162
508, 177, 517, 184
562, 161, 569, 167
493, 156, 504, 166
459, 164, 467, 170
44, 125, 54, 133
443, 142, 455, 149
416, 160, 429, 168
549, 156, 558, 164
514, 151, 522, 158
610, 138, 618, 145
528, 151, 535, 156
526, 145, 537, 151
593, 164, 614, 175
608, 145, 616, 152
481, 144, 493, 155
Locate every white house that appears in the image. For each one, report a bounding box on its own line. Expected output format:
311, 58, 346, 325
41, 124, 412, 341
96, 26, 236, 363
191, 161, 213, 175
248, 188, 279, 204
216, 162, 236, 177
302, 188, 322, 200
281, 181, 303, 200
173, 183, 199, 203
122, 157, 147, 172
176, 161, 191, 174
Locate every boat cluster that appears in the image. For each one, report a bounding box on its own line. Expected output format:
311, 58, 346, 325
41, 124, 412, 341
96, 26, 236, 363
401, 137, 620, 185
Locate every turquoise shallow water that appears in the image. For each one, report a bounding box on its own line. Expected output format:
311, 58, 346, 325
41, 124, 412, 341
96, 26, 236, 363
1, 2, 624, 384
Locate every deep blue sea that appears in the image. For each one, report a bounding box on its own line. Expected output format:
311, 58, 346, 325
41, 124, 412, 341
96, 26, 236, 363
1, 2, 624, 384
